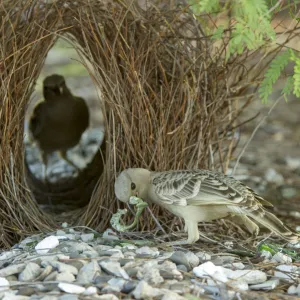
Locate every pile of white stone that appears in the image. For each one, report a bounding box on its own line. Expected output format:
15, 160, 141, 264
0, 224, 299, 300
24, 127, 104, 182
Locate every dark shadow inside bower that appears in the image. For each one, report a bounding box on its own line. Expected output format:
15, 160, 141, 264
24, 38, 105, 214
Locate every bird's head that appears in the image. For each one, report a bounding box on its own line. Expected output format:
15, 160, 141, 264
114, 168, 151, 203
43, 74, 68, 99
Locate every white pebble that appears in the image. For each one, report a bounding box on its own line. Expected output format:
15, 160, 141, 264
97, 294, 119, 300
287, 284, 298, 295
58, 282, 85, 294
83, 286, 98, 295
35, 236, 59, 254
227, 279, 249, 291
81, 233, 94, 242
276, 264, 298, 273
0, 277, 9, 291
260, 250, 272, 260
274, 271, 294, 282
193, 261, 228, 283
224, 269, 267, 284
250, 279, 279, 290
288, 241, 300, 248
62, 222, 68, 228
195, 251, 211, 262
272, 252, 292, 264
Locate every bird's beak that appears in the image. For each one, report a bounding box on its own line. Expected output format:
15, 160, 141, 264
59, 86, 63, 94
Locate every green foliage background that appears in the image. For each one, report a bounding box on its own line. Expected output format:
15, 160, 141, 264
189, 0, 300, 102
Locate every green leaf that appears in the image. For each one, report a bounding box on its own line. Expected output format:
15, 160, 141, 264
292, 56, 300, 97
259, 50, 291, 103
189, 0, 220, 14
212, 25, 224, 40
281, 76, 294, 102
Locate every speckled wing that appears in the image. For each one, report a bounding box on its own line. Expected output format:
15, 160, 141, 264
151, 170, 268, 210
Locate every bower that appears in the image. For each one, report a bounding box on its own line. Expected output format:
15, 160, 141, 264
0, 0, 265, 248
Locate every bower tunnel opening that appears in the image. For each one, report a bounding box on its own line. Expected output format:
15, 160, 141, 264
24, 37, 106, 215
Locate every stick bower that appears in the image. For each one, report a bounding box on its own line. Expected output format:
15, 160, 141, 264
0, 0, 272, 248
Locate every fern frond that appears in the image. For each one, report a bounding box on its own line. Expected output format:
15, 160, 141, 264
259, 50, 291, 103
212, 25, 224, 40
189, 0, 220, 14
292, 56, 300, 98
281, 76, 294, 102
228, 0, 275, 56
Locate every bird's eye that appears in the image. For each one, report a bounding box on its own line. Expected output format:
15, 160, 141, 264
131, 182, 136, 190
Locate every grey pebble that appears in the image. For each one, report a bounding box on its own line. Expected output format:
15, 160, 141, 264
124, 267, 138, 277
40, 296, 59, 300
122, 244, 137, 251
137, 266, 164, 285
94, 245, 113, 252
123, 251, 136, 259
44, 271, 59, 281
122, 281, 138, 294
35, 265, 53, 281
135, 246, 159, 258
83, 250, 98, 258
99, 261, 129, 280
56, 271, 76, 282
69, 251, 81, 259
80, 233, 94, 243
212, 255, 236, 266
59, 295, 78, 300
169, 251, 199, 270
195, 251, 211, 262
94, 275, 114, 284
56, 230, 67, 236
102, 285, 122, 293
18, 262, 41, 281
77, 260, 101, 284
132, 280, 162, 299
48, 261, 78, 275
64, 260, 86, 271
176, 265, 188, 272
169, 282, 190, 294
97, 294, 119, 300
0, 263, 26, 277
250, 279, 279, 290
119, 258, 134, 266
16, 287, 36, 296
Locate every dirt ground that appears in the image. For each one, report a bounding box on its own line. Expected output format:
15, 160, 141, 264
232, 86, 300, 229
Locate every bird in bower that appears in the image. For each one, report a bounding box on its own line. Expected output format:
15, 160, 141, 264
29, 74, 89, 182
115, 168, 299, 245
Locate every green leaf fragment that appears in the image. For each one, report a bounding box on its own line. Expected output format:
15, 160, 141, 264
259, 50, 291, 103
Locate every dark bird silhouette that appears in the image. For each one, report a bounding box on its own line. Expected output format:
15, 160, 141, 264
29, 74, 89, 181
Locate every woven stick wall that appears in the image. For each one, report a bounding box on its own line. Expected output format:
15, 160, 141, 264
0, 0, 275, 248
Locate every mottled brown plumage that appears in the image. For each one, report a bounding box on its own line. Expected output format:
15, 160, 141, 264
29, 74, 89, 180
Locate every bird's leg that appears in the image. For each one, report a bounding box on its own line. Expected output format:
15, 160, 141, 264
164, 220, 220, 246
58, 150, 79, 171
164, 220, 199, 246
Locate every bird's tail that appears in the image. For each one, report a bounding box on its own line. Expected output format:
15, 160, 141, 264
249, 210, 299, 242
